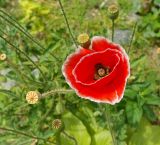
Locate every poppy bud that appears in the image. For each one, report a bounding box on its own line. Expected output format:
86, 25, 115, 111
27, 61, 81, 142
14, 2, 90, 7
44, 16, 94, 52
0, 53, 7, 61
77, 33, 91, 49
52, 119, 62, 129
26, 91, 40, 104
108, 4, 119, 20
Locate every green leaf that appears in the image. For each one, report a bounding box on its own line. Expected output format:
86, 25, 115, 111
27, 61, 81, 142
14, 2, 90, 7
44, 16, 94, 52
143, 105, 157, 122
125, 89, 137, 100
144, 96, 160, 106
131, 55, 146, 68
126, 101, 143, 125
94, 130, 112, 145
61, 112, 91, 145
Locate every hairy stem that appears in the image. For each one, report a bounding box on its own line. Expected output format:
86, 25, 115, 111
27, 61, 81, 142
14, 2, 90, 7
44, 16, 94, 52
41, 89, 74, 99
57, 0, 78, 48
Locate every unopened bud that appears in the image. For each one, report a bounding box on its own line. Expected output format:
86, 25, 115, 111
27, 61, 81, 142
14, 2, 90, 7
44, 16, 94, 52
108, 4, 119, 20
77, 33, 91, 49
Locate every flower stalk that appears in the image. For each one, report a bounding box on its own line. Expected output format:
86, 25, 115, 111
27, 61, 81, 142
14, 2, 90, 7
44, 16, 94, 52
0, 32, 46, 81
99, 104, 117, 145
58, 0, 78, 48
0, 127, 53, 143
112, 19, 115, 42
108, 4, 119, 42
0, 10, 59, 61
128, 22, 137, 54
41, 89, 74, 99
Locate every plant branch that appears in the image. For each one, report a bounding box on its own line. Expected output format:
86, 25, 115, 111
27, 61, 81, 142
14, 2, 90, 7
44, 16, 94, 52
99, 104, 117, 145
0, 32, 46, 81
62, 131, 78, 145
0, 10, 59, 61
41, 89, 74, 99
127, 22, 137, 54
0, 127, 53, 143
57, 0, 78, 48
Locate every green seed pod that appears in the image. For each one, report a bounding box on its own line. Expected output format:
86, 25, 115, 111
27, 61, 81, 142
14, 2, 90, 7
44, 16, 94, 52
108, 4, 119, 20
77, 33, 91, 49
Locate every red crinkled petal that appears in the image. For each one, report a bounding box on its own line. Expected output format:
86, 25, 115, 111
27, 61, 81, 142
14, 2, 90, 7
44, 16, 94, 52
63, 49, 122, 104
92, 36, 123, 52
62, 36, 130, 104
73, 49, 121, 86
112, 48, 130, 102
76, 83, 118, 104
91, 36, 130, 102
62, 47, 92, 89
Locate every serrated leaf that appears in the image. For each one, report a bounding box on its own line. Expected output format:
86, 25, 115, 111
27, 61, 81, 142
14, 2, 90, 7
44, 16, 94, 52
126, 101, 143, 125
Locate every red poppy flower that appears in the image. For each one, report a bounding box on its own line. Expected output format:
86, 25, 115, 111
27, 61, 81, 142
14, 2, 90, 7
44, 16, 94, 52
62, 36, 130, 104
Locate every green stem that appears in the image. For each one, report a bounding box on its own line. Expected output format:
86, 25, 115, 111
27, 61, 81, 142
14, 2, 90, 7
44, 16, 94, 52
57, 0, 78, 48
127, 22, 137, 54
0, 127, 53, 143
56, 132, 61, 145
0, 11, 59, 61
67, 108, 96, 145
41, 89, 74, 99
62, 131, 78, 145
112, 19, 115, 42
100, 104, 117, 145
6, 59, 29, 85
0, 33, 46, 81
106, 105, 117, 145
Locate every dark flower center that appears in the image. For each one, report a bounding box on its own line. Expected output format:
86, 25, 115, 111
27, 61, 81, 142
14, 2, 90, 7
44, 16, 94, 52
94, 63, 110, 80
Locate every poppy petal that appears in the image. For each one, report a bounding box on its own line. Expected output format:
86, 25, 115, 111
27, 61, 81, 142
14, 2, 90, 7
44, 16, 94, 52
76, 83, 119, 104
91, 36, 126, 53
62, 36, 130, 105
62, 47, 92, 86
113, 49, 130, 102
73, 49, 121, 86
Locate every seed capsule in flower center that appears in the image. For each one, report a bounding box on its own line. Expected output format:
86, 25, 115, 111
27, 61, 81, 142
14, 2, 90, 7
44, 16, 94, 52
94, 64, 110, 80
97, 68, 106, 77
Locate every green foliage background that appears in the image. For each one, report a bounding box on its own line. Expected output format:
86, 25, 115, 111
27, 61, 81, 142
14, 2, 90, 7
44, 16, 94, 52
0, 0, 160, 145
